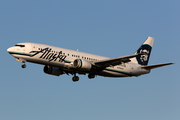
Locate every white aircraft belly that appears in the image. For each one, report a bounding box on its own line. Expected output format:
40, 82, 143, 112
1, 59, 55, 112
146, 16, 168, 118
98, 69, 132, 77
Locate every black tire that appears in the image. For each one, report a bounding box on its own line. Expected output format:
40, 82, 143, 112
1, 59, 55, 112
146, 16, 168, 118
22, 64, 26, 68
72, 76, 79, 82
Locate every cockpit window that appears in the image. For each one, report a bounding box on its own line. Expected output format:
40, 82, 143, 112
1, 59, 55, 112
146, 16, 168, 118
15, 45, 25, 47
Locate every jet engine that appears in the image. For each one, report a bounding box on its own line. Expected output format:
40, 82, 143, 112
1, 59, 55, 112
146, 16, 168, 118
43, 65, 63, 76
73, 59, 92, 71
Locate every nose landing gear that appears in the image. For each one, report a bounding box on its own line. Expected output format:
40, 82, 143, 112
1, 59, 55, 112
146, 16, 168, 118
22, 64, 26, 68
16, 58, 26, 68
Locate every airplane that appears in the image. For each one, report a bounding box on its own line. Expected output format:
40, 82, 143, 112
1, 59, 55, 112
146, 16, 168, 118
7, 37, 174, 82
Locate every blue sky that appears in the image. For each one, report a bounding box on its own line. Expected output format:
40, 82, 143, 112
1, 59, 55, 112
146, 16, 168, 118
1, 0, 179, 120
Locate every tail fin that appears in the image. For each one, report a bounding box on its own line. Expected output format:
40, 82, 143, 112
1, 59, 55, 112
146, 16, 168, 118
131, 37, 154, 65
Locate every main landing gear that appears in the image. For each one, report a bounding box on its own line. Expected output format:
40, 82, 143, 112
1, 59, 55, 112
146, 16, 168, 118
72, 73, 79, 82
72, 73, 95, 82
88, 74, 95, 79
72, 76, 79, 82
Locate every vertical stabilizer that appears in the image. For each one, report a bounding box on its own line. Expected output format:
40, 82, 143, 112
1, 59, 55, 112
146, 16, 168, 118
131, 37, 154, 65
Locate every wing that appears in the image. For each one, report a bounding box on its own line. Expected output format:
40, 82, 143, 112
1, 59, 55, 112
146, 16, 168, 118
93, 53, 144, 68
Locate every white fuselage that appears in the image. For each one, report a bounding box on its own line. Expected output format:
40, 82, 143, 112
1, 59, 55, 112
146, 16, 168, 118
7, 42, 150, 78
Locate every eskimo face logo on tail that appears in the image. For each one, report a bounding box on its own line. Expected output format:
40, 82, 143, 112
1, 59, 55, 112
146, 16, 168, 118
140, 49, 149, 62
136, 45, 152, 65
30, 48, 66, 62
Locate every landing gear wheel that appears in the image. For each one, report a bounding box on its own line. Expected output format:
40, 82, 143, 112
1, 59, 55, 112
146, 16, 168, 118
88, 74, 95, 79
72, 76, 79, 82
22, 64, 26, 68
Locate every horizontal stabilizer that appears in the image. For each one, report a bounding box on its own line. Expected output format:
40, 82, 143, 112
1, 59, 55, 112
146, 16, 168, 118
141, 63, 174, 70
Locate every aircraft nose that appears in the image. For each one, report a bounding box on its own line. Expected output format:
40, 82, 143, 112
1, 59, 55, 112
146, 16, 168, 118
7, 47, 14, 53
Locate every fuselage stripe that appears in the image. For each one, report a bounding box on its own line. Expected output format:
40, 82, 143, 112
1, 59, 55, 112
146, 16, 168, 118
8, 51, 33, 56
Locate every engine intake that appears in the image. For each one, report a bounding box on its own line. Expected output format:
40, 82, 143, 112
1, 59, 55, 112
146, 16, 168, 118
73, 59, 92, 71
43, 65, 63, 76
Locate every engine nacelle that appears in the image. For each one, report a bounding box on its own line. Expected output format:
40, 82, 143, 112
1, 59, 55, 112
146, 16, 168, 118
43, 65, 63, 76
73, 59, 92, 71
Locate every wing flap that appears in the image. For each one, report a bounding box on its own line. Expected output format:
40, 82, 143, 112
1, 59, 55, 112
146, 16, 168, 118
141, 63, 174, 70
